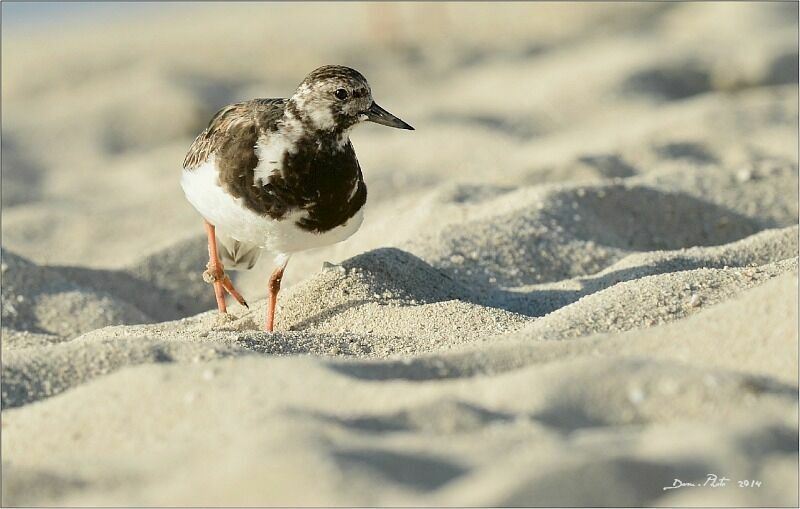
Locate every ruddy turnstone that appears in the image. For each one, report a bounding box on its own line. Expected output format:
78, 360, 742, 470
181, 65, 413, 331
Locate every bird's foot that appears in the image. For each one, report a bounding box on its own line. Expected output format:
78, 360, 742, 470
202, 262, 224, 283
203, 263, 249, 309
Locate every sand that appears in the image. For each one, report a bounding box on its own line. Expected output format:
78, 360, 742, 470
1, 2, 798, 506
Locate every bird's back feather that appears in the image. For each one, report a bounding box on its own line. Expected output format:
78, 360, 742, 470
183, 99, 286, 170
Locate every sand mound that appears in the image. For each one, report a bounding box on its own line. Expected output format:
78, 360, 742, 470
0, 237, 219, 345
412, 183, 768, 290
2, 274, 796, 506
1, 249, 151, 339
3, 227, 795, 412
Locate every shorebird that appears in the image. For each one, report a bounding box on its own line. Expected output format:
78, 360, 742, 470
181, 65, 413, 331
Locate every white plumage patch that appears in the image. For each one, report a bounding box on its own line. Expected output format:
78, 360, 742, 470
181, 158, 364, 258
307, 107, 336, 131
253, 117, 304, 186
253, 135, 293, 187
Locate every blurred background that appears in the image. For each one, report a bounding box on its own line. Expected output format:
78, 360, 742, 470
2, 2, 797, 295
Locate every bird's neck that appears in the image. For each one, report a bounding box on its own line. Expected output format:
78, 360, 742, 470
282, 107, 351, 152
286, 99, 353, 136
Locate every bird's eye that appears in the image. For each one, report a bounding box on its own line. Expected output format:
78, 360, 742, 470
334, 88, 349, 100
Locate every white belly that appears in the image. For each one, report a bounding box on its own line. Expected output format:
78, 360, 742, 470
180, 158, 364, 255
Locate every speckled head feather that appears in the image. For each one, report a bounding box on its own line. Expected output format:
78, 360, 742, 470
287, 65, 374, 132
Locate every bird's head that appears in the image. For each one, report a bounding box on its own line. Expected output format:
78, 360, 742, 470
287, 65, 414, 134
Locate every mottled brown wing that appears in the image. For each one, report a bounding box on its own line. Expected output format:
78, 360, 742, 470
182, 99, 286, 170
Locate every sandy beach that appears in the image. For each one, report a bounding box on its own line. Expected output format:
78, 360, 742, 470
1, 2, 798, 506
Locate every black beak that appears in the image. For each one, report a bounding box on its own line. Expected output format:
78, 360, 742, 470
365, 102, 414, 130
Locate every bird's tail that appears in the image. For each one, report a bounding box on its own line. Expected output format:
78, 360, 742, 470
216, 234, 262, 271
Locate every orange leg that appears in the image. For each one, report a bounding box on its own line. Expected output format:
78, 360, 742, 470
265, 256, 290, 332
203, 220, 248, 314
